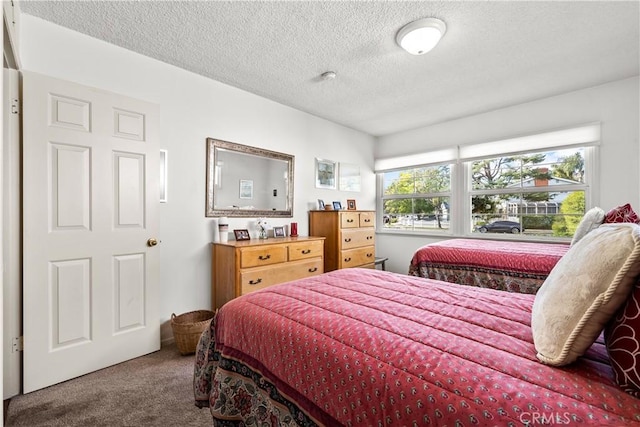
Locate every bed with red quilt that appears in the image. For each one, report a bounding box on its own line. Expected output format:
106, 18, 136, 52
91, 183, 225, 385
194, 268, 640, 426
408, 239, 570, 294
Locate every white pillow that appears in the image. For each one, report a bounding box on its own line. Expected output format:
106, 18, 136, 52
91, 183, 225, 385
532, 223, 640, 366
570, 207, 605, 246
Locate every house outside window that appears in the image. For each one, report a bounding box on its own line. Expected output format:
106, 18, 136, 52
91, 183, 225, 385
468, 147, 589, 237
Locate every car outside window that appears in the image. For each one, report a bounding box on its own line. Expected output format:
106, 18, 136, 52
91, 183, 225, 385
468, 147, 588, 237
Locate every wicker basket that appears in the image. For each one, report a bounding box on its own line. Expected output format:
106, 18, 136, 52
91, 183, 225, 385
170, 310, 215, 355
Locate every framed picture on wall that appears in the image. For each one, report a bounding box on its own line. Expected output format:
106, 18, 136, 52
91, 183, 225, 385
339, 163, 361, 192
315, 158, 337, 189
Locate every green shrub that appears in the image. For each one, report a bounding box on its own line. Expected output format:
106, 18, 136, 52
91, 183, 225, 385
522, 215, 555, 230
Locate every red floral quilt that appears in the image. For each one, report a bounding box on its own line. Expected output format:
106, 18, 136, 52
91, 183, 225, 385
194, 268, 640, 426
408, 239, 570, 294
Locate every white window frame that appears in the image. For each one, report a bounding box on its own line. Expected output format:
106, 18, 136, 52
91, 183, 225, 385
461, 145, 598, 240
376, 124, 600, 241
377, 162, 456, 235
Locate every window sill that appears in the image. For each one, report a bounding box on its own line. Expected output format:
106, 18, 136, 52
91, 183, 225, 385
376, 228, 571, 244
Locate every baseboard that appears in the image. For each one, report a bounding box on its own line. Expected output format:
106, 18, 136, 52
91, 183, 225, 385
161, 336, 175, 347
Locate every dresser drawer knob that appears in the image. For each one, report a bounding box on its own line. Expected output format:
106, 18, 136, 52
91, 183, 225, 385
308, 267, 318, 273
258, 255, 271, 261
367, 253, 373, 257
347, 219, 354, 223
249, 278, 262, 285
364, 219, 371, 223
302, 249, 311, 254
344, 238, 352, 242
366, 236, 372, 240
344, 257, 351, 262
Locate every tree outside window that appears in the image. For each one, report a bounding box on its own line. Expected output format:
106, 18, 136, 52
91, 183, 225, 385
469, 148, 586, 237
382, 165, 451, 231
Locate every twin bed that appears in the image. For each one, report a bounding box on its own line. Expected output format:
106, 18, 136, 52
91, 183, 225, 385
194, 267, 640, 425
408, 238, 570, 294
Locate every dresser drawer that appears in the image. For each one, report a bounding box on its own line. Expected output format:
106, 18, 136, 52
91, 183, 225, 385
341, 229, 375, 250
338, 246, 375, 269
340, 212, 361, 229
240, 245, 287, 268
240, 258, 323, 295
289, 240, 324, 261
282, 258, 323, 280
359, 212, 375, 227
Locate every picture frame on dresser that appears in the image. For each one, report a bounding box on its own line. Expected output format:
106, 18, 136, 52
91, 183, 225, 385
347, 199, 356, 210
332, 201, 342, 210
234, 229, 251, 241
273, 226, 285, 237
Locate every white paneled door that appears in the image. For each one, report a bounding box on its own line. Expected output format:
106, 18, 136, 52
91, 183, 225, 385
22, 72, 160, 393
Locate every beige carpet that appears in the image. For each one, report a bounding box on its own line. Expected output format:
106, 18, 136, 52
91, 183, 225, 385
5, 343, 212, 426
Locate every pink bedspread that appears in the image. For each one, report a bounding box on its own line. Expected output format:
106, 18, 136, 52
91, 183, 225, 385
194, 268, 640, 426
409, 239, 570, 294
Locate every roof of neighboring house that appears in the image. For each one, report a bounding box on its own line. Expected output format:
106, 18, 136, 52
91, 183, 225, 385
506, 176, 582, 188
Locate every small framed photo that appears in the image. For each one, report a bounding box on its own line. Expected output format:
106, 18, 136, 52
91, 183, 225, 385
346, 199, 356, 210
317, 199, 325, 210
332, 201, 342, 210
273, 226, 285, 237
233, 229, 251, 241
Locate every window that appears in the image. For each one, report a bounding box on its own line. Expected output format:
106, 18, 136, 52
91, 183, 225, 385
380, 164, 452, 232
376, 124, 600, 240
468, 147, 590, 237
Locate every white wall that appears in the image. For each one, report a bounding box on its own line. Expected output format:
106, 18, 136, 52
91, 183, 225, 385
376, 77, 640, 274
19, 15, 376, 342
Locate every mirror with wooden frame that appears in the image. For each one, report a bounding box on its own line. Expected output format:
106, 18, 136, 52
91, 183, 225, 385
205, 138, 294, 218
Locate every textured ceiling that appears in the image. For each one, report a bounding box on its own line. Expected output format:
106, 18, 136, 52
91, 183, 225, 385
19, 1, 640, 136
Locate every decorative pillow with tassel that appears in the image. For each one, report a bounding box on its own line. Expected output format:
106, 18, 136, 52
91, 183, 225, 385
532, 223, 640, 366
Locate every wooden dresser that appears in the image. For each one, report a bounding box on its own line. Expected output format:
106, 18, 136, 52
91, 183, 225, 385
211, 236, 325, 309
309, 210, 375, 272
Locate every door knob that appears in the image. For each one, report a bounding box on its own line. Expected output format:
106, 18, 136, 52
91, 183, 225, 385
147, 238, 159, 247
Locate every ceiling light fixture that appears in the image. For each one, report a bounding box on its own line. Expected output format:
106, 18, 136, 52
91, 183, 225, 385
396, 17, 446, 55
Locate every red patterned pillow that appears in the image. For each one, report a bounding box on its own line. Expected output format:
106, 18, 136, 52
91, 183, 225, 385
605, 278, 640, 397
604, 204, 640, 224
